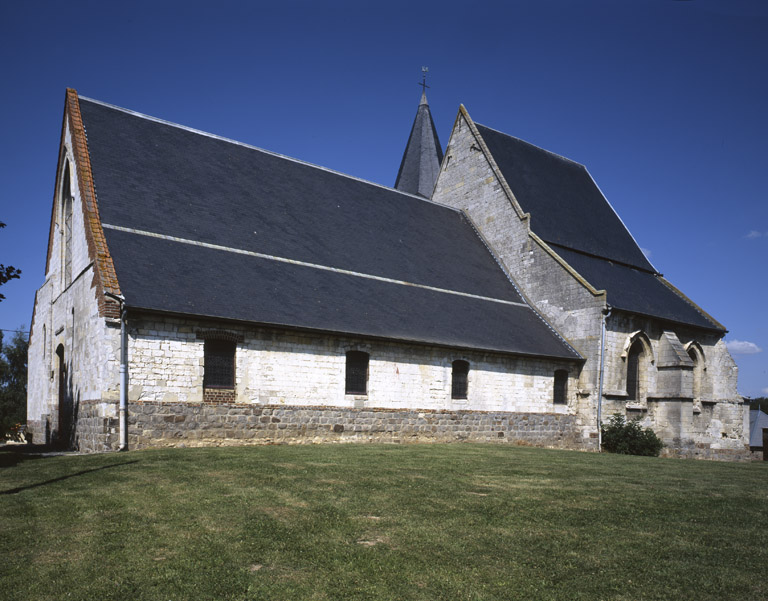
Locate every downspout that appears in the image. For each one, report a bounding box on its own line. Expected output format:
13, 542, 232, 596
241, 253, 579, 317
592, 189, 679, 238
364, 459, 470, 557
105, 292, 127, 451
597, 306, 611, 451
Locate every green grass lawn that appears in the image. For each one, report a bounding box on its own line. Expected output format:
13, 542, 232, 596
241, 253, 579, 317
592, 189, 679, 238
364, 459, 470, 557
1, 443, 766, 601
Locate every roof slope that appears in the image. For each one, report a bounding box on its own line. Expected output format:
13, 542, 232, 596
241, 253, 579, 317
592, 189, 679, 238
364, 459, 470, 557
394, 92, 443, 198
474, 122, 723, 332
554, 247, 721, 331
79, 97, 579, 359
476, 124, 652, 270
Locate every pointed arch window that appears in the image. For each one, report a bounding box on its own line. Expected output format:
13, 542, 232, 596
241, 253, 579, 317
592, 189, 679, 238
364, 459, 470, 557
687, 345, 704, 401
626, 342, 643, 401
451, 360, 469, 399
62, 164, 73, 287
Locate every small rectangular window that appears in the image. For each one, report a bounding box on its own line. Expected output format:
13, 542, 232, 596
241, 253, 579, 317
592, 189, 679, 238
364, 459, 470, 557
452, 360, 469, 399
204, 339, 235, 388
554, 369, 568, 404
345, 351, 369, 395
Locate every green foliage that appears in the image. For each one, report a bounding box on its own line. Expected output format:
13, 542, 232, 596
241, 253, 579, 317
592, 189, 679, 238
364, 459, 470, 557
601, 413, 664, 457
0, 328, 28, 437
748, 397, 768, 412
0, 221, 22, 302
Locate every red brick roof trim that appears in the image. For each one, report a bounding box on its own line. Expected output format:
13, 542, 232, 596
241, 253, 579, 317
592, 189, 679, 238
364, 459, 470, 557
65, 88, 122, 318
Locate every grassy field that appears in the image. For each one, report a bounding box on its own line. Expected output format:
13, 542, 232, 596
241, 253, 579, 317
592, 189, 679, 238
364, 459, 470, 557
1, 443, 766, 601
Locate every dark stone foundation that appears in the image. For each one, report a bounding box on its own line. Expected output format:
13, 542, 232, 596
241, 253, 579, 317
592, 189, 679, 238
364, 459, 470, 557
124, 401, 587, 451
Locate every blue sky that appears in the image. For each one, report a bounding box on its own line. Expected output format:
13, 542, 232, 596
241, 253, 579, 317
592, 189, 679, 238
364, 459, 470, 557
1, 0, 766, 396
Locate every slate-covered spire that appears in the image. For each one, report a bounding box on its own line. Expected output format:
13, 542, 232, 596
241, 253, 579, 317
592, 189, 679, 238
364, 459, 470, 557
394, 90, 443, 198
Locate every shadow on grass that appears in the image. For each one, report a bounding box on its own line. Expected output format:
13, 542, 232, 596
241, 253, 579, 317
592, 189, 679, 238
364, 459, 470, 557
0, 459, 139, 495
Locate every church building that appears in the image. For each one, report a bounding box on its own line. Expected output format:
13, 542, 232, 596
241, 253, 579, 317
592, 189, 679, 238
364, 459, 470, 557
26, 88, 749, 459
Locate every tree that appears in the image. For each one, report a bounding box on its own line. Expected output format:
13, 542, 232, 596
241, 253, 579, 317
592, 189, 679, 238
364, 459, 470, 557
0, 221, 22, 302
0, 328, 28, 438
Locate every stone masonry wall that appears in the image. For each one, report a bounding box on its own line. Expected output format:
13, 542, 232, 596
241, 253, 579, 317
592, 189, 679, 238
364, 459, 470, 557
72, 400, 119, 453
601, 311, 748, 454
431, 109, 605, 433
126, 315, 583, 417
126, 402, 583, 450
27, 114, 121, 445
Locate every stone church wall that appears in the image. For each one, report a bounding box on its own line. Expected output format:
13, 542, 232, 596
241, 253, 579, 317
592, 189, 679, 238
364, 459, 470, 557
601, 312, 748, 457
432, 110, 606, 435
126, 316, 579, 413
125, 403, 582, 450
110, 313, 594, 450
430, 109, 749, 460
27, 116, 121, 447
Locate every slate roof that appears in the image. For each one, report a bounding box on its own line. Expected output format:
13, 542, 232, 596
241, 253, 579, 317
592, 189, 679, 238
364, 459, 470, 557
79, 97, 579, 360
475, 123, 724, 332
554, 247, 722, 331
394, 92, 443, 198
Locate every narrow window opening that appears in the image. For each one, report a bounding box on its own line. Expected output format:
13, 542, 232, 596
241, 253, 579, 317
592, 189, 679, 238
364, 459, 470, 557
626, 342, 643, 401
204, 339, 235, 388
451, 360, 469, 399
553, 369, 568, 404
688, 347, 701, 400
345, 351, 369, 395
62, 165, 73, 287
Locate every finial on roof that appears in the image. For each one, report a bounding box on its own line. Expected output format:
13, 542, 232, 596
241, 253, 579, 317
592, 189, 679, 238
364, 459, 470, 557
419, 66, 430, 105
394, 67, 443, 198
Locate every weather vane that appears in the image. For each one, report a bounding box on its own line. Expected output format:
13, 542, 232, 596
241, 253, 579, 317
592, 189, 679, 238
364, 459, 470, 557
419, 66, 430, 93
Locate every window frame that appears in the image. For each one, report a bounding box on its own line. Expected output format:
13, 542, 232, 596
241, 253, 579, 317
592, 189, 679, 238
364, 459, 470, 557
203, 338, 236, 389
345, 351, 369, 395
626, 342, 643, 401
451, 359, 469, 400
553, 369, 568, 404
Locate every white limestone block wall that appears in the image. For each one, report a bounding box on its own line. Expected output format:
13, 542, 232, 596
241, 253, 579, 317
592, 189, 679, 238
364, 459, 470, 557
27, 116, 121, 441
125, 316, 580, 416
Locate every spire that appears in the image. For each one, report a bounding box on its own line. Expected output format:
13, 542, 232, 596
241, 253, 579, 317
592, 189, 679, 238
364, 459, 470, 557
394, 70, 443, 198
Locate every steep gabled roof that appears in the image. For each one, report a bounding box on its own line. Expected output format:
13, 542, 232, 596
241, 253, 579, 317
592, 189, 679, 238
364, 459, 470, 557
473, 121, 724, 332
394, 92, 443, 198
475, 124, 653, 271
79, 96, 579, 360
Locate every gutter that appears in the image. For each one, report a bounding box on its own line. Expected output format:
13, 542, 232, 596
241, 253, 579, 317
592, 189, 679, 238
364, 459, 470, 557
105, 292, 127, 451
597, 306, 612, 450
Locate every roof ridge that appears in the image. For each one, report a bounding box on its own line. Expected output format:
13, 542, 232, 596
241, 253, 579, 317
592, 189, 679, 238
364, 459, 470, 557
78, 95, 458, 213
474, 122, 585, 168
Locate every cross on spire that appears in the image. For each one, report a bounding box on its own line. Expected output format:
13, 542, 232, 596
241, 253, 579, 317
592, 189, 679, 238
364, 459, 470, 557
419, 66, 430, 93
